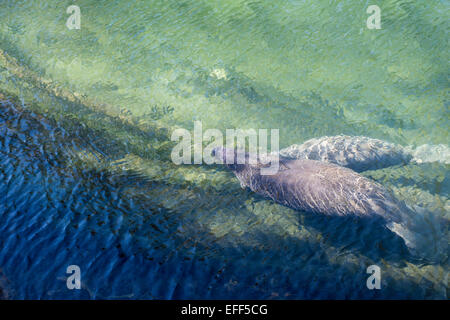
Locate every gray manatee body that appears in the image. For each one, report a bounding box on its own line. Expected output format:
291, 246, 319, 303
277, 135, 413, 172
214, 147, 406, 221
213, 147, 419, 248
213, 147, 449, 258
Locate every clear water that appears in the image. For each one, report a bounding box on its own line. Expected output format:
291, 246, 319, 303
0, 0, 448, 299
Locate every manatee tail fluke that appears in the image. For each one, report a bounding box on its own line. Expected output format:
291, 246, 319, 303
386, 204, 449, 263
405, 144, 450, 165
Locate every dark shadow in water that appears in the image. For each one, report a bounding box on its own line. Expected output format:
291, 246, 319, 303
0, 93, 445, 299
180, 224, 436, 300
40, 164, 447, 299
248, 195, 415, 267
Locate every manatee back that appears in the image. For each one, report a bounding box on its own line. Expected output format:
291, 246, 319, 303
278, 135, 412, 172
252, 159, 404, 221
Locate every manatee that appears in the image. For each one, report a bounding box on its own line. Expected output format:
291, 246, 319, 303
214, 147, 406, 219
212, 147, 438, 252
276, 135, 413, 172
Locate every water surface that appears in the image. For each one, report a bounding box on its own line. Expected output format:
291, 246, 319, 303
0, 0, 448, 299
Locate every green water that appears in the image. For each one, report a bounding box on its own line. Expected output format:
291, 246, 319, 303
1, 0, 448, 145
0, 0, 448, 299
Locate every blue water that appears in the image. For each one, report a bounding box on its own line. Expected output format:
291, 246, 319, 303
0, 0, 448, 299
0, 96, 447, 299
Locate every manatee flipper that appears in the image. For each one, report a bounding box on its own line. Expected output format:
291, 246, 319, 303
386, 204, 449, 262
277, 135, 413, 172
